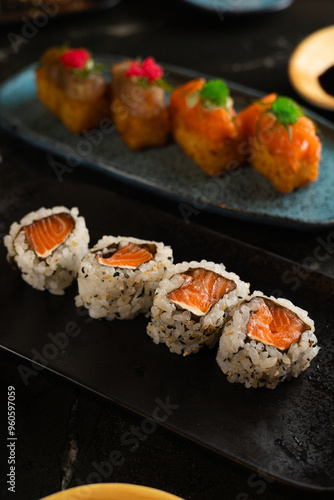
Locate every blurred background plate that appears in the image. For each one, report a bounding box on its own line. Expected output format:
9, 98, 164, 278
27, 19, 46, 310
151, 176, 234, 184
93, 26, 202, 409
179, 0, 294, 15
40, 482, 184, 499
289, 25, 334, 111
0, 0, 121, 25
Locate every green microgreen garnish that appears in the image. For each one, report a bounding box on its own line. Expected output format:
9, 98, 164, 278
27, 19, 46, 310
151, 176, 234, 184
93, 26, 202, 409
270, 96, 304, 127
199, 79, 230, 108
255, 96, 305, 141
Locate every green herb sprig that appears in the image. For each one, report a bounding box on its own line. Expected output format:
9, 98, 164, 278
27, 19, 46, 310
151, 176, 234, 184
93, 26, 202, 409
265, 96, 304, 140
199, 79, 230, 108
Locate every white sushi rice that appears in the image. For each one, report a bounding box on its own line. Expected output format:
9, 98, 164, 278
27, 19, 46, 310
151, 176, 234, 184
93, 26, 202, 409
147, 260, 250, 356
75, 235, 173, 321
216, 291, 320, 389
4, 206, 90, 295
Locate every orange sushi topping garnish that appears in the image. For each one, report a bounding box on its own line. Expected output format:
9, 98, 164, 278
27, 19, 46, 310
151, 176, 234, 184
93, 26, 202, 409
96, 243, 154, 269
237, 93, 321, 172
170, 78, 238, 143
167, 268, 236, 316
23, 212, 74, 258
246, 298, 308, 350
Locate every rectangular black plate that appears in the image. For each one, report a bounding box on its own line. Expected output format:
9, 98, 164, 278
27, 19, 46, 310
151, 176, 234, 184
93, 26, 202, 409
0, 179, 333, 492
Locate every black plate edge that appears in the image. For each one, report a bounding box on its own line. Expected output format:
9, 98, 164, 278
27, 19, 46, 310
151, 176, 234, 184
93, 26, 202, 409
5, 176, 334, 282
4, 176, 334, 282
1, 59, 334, 230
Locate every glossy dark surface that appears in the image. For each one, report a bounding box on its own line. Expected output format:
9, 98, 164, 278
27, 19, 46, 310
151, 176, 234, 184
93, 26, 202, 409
1, 180, 333, 492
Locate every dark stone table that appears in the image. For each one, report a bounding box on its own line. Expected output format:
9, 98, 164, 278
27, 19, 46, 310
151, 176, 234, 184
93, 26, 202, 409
0, 1, 333, 499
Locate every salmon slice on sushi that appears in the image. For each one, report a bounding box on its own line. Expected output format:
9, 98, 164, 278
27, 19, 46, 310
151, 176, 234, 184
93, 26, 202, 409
217, 292, 320, 389
147, 260, 249, 356
111, 57, 171, 150
4, 207, 90, 294
36, 46, 110, 134
75, 236, 173, 321
237, 94, 321, 192
169, 78, 244, 176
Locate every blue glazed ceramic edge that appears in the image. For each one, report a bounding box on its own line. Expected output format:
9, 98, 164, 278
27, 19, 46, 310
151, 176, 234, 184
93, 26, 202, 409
0, 59, 334, 231
180, 0, 294, 15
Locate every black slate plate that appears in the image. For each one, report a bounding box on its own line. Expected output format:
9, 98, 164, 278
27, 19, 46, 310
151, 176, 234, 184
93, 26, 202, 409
0, 179, 333, 492
1, 57, 334, 229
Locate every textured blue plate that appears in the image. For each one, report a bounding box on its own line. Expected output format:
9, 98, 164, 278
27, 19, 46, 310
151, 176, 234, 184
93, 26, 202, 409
180, 0, 294, 15
0, 56, 334, 229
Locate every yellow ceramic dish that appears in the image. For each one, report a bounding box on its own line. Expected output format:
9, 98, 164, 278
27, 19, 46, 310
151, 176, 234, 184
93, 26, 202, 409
40, 483, 184, 500
289, 25, 334, 110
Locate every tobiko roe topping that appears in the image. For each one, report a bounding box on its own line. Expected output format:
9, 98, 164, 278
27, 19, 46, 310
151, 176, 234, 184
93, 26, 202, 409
61, 49, 90, 69
125, 57, 163, 83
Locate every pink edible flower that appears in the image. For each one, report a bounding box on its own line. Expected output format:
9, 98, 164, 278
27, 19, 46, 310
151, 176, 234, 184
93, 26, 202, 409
125, 57, 163, 83
126, 60, 144, 78
141, 57, 163, 82
61, 48, 90, 69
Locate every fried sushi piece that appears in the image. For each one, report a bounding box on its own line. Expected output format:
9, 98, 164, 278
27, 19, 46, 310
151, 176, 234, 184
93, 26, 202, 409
147, 260, 250, 356
75, 236, 173, 321
111, 57, 171, 150
169, 79, 244, 176
4, 206, 90, 295
237, 94, 321, 193
35, 47, 110, 134
216, 293, 320, 389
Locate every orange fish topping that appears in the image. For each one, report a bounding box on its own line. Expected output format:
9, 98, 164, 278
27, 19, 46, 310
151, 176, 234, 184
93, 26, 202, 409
167, 268, 236, 316
247, 298, 308, 350
170, 79, 238, 143
96, 243, 154, 269
237, 93, 321, 172
23, 212, 74, 258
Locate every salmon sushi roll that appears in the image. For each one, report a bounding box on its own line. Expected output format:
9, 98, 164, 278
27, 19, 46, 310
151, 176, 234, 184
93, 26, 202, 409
237, 94, 321, 192
111, 57, 171, 150
169, 78, 244, 176
4, 206, 90, 295
75, 236, 173, 321
147, 261, 250, 356
216, 292, 320, 389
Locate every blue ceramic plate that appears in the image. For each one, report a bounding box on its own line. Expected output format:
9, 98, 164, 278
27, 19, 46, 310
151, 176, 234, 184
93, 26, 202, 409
180, 0, 294, 15
0, 56, 334, 229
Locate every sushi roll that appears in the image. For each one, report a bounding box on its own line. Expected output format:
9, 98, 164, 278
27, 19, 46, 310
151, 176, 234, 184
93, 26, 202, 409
111, 57, 171, 150
75, 236, 173, 321
147, 261, 250, 356
237, 94, 321, 192
4, 206, 89, 295
216, 293, 320, 389
36, 46, 110, 134
169, 78, 244, 176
